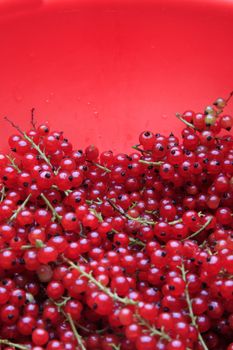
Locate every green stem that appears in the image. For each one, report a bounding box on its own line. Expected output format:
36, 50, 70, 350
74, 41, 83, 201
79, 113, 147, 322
6, 155, 21, 173
89, 208, 103, 222
168, 218, 183, 225
0, 186, 6, 202
87, 161, 111, 173
175, 113, 196, 129
23, 132, 53, 168
106, 199, 156, 225
41, 193, 62, 221
132, 145, 150, 154
8, 194, 31, 223
66, 313, 86, 350
129, 237, 145, 247
0, 339, 29, 350
139, 159, 164, 166
63, 257, 138, 306
110, 344, 121, 350
4, 117, 52, 168
183, 216, 212, 241
136, 314, 170, 341
180, 263, 208, 350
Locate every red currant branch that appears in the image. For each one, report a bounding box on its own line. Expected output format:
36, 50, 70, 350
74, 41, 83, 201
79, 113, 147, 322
86, 160, 111, 173
40, 193, 62, 221
8, 194, 31, 223
107, 199, 182, 227
175, 113, 196, 129
6, 155, 21, 173
89, 208, 104, 222
132, 144, 151, 154
129, 237, 146, 247
66, 313, 87, 350
0, 186, 6, 202
30, 107, 37, 129
0, 339, 29, 350
63, 257, 138, 306
110, 344, 121, 350
182, 216, 213, 241
0, 240, 44, 253
106, 199, 156, 225
180, 263, 208, 350
86, 198, 103, 205
111, 228, 146, 248
167, 218, 183, 225
138, 159, 164, 166
4, 117, 53, 168
136, 314, 171, 341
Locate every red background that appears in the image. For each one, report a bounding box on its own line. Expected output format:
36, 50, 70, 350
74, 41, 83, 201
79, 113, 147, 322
0, 0, 232, 152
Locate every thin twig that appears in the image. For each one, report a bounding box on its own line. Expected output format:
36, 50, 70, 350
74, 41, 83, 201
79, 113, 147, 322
182, 216, 212, 241
8, 194, 31, 223
136, 314, 170, 341
66, 313, 87, 350
88, 161, 111, 173
31, 108, 37, 129
180, 263, 208, 350
175, 113, 196, 129
132, 144, 151, 154
226, 90, 233, 104
0, 186, 6, 202
40, 193, 62, 221
6, 155, 21, 173
139, 159, 164, 166
106, 199, 156, 225
63, 258, 138, 306
89, 208, 104, 222
4, 117, 52, 168
0, 339, 29, 350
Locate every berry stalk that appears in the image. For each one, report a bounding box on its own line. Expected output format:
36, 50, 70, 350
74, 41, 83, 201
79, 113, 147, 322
66, 313, 87, 350
40, 193, 62, 221
4, 116, 53, 168
0, 339, 29, 350
63, 257, 138, 306
180, 263, 208, 350
8, 194, 31, 223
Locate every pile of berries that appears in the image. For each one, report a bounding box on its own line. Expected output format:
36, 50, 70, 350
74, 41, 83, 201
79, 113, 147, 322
0, 94, 232, 350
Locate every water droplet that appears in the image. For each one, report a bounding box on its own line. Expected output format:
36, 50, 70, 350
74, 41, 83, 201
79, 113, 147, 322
12, 88, 23, 103
93, 110, 99, 119
162, 114, 168, 120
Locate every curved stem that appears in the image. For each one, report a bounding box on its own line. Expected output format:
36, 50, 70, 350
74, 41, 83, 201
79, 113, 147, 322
175, 113, 195, 129
182, 217, 212, 241
106, 199, 156, 225
8, 194, 31, 223
63, 257, 138, 306
132, 145, 151, 154
0, 339, 29, 350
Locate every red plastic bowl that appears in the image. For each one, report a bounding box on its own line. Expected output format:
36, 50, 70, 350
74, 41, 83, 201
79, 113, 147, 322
0, 0, 232, 152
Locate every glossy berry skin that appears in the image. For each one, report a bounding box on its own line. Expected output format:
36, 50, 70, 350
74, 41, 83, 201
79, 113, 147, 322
0, 98, 232, 350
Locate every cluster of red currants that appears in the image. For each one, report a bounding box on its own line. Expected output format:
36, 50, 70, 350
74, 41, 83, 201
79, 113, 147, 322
0, 95, 232, 350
